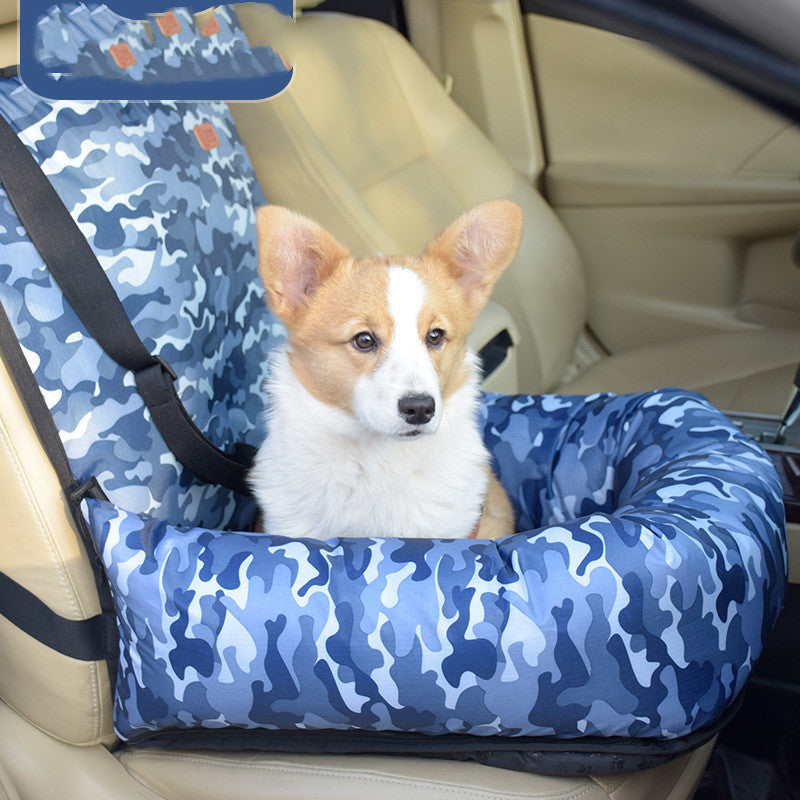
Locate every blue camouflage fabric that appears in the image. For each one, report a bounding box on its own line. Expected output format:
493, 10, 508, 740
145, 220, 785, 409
0, 76, 285, 531
35, 3, 156, 80
33, 4, 288, 86
84, 389, 787, 742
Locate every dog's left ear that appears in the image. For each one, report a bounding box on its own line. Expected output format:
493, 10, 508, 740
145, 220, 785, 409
424, 200, 522, 308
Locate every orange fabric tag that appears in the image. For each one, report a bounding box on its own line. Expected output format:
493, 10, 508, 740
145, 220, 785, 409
201, 15, 221, 37
109, 42, 136, 69
194, 122, 221, 151
156, 10, 181, 37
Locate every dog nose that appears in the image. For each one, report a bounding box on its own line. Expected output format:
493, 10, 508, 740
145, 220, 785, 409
398, 393, 435, 425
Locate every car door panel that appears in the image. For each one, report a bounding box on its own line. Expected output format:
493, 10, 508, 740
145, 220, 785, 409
524, 14, 800, 352
405, 6, 800, 354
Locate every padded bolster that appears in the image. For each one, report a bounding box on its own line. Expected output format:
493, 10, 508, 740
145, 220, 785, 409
84, 389, 786, 743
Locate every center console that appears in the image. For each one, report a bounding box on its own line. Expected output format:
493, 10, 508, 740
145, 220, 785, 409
720, 411, 800, 787
726, 411, 800, 524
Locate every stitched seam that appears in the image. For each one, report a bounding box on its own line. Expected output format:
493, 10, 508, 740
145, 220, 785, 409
589, 774, 627, 797
89, 658, 101, 742
121, 753, 595, 800
733, 122, 795, 174
612, 775, 629, 798
113, 757, 170, 800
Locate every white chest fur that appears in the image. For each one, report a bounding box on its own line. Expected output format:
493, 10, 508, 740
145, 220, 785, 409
249, 350, 490, 539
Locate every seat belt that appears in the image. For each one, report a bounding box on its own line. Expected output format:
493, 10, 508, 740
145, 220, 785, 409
0, 112, 255, 497
0, 570, 117, 662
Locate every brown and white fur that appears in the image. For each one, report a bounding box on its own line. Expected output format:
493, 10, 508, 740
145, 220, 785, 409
249, 200, 522, 540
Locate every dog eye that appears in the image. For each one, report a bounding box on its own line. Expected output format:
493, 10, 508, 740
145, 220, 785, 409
426, 328, 445, 348
352, 331, 378, 352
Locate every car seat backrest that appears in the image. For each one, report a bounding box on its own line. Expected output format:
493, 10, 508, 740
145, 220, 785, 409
0, 70, 283, 744
231, 5, 587, 392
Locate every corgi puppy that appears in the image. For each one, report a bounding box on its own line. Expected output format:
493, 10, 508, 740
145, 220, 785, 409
249, 200, 522, 540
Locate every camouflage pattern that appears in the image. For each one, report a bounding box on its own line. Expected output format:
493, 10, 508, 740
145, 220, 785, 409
32, 4, 288, 87
0, 76, 284, 531
84, 389, 786, 742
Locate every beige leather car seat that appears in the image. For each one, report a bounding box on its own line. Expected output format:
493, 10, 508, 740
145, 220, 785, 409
0, 3, 712, 799
232, 1, 799, 416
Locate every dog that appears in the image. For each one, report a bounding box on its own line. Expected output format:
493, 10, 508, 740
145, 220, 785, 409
249, 199, 522, 540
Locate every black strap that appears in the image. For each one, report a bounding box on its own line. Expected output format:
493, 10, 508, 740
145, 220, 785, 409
0, 302, 118, 670
0, 112, 255, 496
477, 329, 514, 379
0, 571, 117, 662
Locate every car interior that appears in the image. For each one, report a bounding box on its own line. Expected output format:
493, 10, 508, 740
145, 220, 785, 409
0, 0, 798, 798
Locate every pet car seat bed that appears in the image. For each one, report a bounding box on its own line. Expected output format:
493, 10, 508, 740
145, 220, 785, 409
0, 73, 787, 776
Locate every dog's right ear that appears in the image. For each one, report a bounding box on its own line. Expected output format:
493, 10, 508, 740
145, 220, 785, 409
256, 206, 351, 322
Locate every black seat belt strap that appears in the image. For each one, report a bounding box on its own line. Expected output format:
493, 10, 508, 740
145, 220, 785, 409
0, 113, 255, 496
0, 571, 117, 662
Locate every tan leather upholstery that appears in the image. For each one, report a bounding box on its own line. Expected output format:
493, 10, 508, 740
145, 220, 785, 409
0, 0, 15, 27
564, 327, 800, 415
0, 353, 114, 745
405, 0, 546, 183
231, 5, 798, 413
0, 699, 149, 800
525, 12, 800, 402
0, 19, 17, 66
116, 743, 714, 800
0, 759, 21, 800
